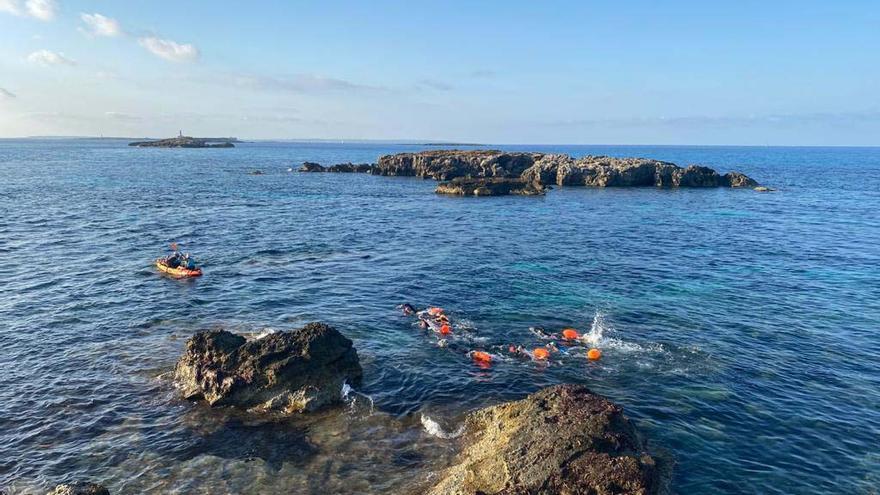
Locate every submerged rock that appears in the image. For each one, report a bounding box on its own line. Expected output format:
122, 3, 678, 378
754, 186, 775, 192
174, 323, 362, 414
435, 177, 545, 196
47, 483, 109, 495
428, 384, 659, 495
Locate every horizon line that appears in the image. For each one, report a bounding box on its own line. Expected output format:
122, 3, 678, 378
2, 136, 880, 148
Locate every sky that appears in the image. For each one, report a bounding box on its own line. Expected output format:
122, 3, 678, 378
0, 0, 878, 145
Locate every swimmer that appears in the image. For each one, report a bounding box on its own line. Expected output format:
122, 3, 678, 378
506, 344, 530, 359
399, 303, 417, 315
529, 326, 557, 340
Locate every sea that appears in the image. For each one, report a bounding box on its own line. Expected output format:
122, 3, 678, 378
1, 139, 878, 494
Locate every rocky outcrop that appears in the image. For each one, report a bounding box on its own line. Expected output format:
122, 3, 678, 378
174, 323, 362, 414
723, 172, 759, 188
326, 162, 375, 173
47, 483, 109, 495
298, 162, 376, 173
128, 136, 235, 148
299, 161, 326, 172
435, 178, 545, 196
374, 150, 759, 189
428, 384, 659, 495
375, 150, 540, 181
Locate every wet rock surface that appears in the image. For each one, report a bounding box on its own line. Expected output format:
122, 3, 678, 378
174, 323, 362, 414
46, 483, 109, 495
435, 178, 546, 196
428, 384, 659, 495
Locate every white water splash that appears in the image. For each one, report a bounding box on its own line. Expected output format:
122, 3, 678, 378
421, 414, 465, 439
584, 311, 607, 346
253, 328, 279, 340
341, 381, 375, 416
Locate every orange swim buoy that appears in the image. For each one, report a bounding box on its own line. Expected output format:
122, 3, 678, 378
440, 324, 452, 335
471, 351, 492, 364
587, 348, 602, 361
562, 328, 579, 340
533, 347, 550, 360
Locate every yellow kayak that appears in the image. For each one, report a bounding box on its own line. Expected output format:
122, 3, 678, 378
156, 259, 202, 278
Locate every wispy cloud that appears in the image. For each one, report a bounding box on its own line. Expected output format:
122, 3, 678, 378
416, 79, 454, 91
227, 73, 381, 93
0, 87, 16, 99
545, 112, 880, 129
27, 49, 75, 66
104, 111, 141, 122
0, 0, 55, 20
138, 36, 199, 63
79, 13, 122, 37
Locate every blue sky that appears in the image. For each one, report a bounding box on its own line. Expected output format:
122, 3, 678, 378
0, 0, 878, 144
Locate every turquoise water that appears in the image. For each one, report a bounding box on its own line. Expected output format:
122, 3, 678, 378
1, 139, 878, 494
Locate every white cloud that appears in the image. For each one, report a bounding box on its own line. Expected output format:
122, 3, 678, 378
27, 49, 76, 66
24, 0, 55, 21
138, 36, 199, 63
1, 0, 57, 20
0, 0, 21, 16
80, 13, 122, 37
0, 87, 16, 99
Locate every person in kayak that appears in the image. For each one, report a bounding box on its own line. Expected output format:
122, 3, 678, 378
164, 251, 183, 268
182, 253, 197, 270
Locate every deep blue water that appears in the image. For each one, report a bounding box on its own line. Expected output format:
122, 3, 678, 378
1, 139, 878, 494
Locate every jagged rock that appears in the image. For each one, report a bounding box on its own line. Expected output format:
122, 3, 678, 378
435, 178, 545, 196
375, 150, 541, 180
299, 162, 326, 172
46, 482, 109, 495
174, 323, 362, 414
428, 384, 659, 495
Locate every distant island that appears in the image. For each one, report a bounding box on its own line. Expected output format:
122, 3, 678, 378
128, 135, 237, 148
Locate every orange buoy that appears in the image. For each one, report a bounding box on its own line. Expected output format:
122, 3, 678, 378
587, 348, 602, 361
562, 328, 579, 340
440, 324, 452, 335
471, 351, 492, 364
533, 347, 550, 360
428, 307, 444, 316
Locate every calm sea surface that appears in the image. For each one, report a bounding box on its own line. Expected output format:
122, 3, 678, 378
1, 139, 878, 494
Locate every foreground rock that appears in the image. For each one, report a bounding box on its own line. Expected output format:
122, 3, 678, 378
428, 384, 659, 495
174, 323, 362, 414
128, 136, 235, 148
47, 483, 109, 495
435, 178, 545, 196
375, 150, 758, 189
